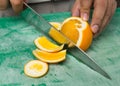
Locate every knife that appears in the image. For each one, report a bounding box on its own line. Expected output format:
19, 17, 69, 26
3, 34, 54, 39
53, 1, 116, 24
22, 2, 111, 80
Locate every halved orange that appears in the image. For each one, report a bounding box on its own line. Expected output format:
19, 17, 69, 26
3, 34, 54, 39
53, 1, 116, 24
34, 36, 64, 52
49, 22, 68, 44
24, 60, 48, 78
60, 17, 93, 51
33, 49, 66, 63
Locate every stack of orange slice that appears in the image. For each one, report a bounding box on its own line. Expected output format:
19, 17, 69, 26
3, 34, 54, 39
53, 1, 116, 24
24, 36, 66, 78
33, 36, 66, 63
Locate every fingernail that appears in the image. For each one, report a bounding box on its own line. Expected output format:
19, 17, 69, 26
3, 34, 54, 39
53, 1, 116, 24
82, 13, 88, 21
91, 25, 99, 33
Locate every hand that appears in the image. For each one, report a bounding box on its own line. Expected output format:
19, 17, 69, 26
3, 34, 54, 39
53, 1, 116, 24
0, 0, 9, 10
72, 0, 117, 37
0, 0, 27, 14
10, 0, 27, 14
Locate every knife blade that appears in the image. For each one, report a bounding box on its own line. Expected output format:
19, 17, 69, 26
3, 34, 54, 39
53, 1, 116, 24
22, 2, 111, 80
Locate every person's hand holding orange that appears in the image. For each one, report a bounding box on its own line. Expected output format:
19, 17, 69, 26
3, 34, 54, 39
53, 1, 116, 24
72, 0, 117, 37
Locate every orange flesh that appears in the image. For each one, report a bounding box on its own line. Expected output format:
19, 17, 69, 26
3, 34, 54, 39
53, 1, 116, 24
37, 37, 58, 50
35, 50, 66, 60
49, 29, 68, 44
61, 20, 81, 43
30, 64, 43, 71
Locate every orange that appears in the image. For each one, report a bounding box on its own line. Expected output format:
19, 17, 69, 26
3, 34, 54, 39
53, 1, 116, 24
33, 49, 66, 63
34, 36, 64, 52
49, 22, 68, 44
60, 17, 93, 51
24, 60, 48, 78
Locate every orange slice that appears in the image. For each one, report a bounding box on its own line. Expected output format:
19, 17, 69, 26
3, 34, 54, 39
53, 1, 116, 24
50, 22, 61, 30
49, 22, 68, 44
33, 49, 66, 63
24, 60, 48, 78
60, 17, 93, 51
34, 36, 64, 52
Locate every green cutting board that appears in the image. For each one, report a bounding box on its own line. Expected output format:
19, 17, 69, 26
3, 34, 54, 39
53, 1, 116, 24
0, 8, 120, 86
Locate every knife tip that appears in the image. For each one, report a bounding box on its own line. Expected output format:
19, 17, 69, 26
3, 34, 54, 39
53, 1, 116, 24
102, 71, 112, 80
106, 74, 112, 80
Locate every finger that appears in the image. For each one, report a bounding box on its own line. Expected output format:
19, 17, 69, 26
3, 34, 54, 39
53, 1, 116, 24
71, 0, 81, 17
10, 0, 23, 14
94, 0, 111, 37
100, 0, 117, 33
91, 0, 107, 34
101, 0, 116, 29
80, 0, 93, 21
94, 0, 117, 37
0, 0, 9, 10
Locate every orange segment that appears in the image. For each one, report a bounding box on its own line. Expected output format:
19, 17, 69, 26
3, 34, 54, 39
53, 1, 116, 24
49, 22, 68, 44
77, 23, 93, 51
61, 23, 79, 43
24, 60, 48, 78
60, 17, 93, 51
34, 36, 64, 52
33, 49, 66, 63
49, 22, 61, 30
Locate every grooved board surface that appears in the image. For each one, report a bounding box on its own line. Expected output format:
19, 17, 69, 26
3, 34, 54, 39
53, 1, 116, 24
0, 8, 120, 86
